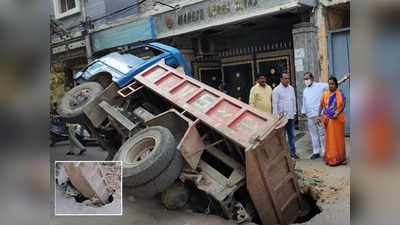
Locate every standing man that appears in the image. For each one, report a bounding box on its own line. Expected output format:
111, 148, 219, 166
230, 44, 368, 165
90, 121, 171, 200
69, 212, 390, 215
301, 72, 350, 159
272, 72, 298, 158
249, 72, 273, 113
66, 123, 87, 155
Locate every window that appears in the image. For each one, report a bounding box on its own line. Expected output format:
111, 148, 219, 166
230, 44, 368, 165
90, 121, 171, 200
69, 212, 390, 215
60, 0, 76, 13
126, 46, 164, 60
53, 0, 80, 19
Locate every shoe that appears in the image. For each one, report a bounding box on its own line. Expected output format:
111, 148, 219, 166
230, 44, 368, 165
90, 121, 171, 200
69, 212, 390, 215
78, 149, 87, 155
291, 154, 300, 159
310, 154, 320, 159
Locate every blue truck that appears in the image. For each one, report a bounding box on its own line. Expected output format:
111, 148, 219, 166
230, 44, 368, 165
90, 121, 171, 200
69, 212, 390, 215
74, 42, 191, 87
58, 42, 191, 122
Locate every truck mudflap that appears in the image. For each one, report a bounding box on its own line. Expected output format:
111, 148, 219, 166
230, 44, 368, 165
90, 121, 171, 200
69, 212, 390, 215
246, 117, 302, 225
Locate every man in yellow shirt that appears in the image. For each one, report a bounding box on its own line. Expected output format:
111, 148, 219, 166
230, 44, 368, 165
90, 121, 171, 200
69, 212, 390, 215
249, 72, 273, 113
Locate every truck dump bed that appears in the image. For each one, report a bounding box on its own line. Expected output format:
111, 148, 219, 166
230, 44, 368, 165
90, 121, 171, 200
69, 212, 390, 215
118, 60, 303, 225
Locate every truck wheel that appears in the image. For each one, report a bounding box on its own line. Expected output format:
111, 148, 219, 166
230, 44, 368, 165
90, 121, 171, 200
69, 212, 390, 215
57, 82, 103, 123
117, 126, 177, 187
129, 151, 184, 198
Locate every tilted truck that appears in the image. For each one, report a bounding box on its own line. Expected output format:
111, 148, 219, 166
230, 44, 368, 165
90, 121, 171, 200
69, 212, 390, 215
57, 42, 192, 155
58, 45, 307, 225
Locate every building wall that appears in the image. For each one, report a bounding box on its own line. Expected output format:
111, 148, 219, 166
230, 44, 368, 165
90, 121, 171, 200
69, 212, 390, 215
314, 4, 330, 82
50, 0, 140, 37
104, 0, 139, 21
213, 28, 293, 53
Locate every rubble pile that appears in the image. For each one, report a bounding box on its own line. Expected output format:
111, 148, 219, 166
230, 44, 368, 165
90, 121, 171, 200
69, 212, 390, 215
295, 166, 349, 206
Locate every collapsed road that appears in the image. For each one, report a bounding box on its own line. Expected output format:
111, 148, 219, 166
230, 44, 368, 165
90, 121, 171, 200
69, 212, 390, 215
55, 161, 122, 215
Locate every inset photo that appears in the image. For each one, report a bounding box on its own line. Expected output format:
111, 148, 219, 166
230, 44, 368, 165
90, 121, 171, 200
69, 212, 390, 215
55, 161, 122, 216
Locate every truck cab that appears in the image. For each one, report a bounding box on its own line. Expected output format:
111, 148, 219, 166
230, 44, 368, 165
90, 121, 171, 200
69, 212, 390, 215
74, 42, 191, 87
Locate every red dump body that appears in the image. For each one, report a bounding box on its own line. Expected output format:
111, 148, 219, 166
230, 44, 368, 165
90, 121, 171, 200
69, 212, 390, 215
117, 60, 303, 225
119, 60, 280, 149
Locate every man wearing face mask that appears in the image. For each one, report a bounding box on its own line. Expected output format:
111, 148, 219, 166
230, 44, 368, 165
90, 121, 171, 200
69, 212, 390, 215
301, 72, 350, 159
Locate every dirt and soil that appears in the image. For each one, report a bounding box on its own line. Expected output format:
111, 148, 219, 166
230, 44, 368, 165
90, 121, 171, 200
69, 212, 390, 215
293, 130, 350, 225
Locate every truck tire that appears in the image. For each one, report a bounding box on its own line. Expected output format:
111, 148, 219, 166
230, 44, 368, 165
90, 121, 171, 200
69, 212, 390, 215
57, 82, 103, 123
116, 126, 177, 187
129, 151, 184, 198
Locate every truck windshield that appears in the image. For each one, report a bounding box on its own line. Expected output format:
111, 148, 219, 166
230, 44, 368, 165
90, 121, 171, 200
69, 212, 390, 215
127, 46, 164, 60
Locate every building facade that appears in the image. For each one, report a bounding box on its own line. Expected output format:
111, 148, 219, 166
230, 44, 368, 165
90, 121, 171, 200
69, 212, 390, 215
50, 0, 350, 131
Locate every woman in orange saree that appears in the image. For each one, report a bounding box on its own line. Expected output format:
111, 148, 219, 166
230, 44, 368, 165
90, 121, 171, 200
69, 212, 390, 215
317, 76, 346, 166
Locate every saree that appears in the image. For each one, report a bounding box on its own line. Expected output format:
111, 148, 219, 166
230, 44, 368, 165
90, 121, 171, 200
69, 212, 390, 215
322, 89, 346, 166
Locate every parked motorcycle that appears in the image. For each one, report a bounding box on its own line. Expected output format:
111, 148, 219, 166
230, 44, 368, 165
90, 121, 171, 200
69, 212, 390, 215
50, 113, 98, 147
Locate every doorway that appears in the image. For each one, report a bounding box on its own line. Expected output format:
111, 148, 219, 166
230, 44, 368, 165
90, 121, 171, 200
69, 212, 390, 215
256, 56, 290, 89
222, 61, 254, 103
199, 68, 222, 90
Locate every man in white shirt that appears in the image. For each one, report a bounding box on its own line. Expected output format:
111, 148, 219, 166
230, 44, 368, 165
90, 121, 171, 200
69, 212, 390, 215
301, 72, 350, 159
273, 72, 298, 158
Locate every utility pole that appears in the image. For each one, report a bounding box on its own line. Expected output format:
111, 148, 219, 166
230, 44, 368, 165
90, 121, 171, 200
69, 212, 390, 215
81, 0, 93, 63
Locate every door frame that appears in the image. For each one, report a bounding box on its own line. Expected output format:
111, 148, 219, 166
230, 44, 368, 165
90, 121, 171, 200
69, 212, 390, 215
221, 60, 255, 85
256, 56, 290, 88
327, 27, 351, 135
192, 61, 220, 80
255, 49, 295, 87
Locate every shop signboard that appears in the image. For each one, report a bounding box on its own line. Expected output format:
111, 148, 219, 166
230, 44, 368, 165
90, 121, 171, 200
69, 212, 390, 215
91, 17, 156, 53
153, 0, 316, 38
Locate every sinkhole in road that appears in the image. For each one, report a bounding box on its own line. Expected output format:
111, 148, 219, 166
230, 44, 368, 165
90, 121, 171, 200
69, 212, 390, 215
295, 193, 322, 223
63, 180, 115, 207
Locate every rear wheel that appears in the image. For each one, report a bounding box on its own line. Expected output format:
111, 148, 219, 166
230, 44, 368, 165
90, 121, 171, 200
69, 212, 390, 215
129, 151, 184, 198
115, 126, 177, 187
